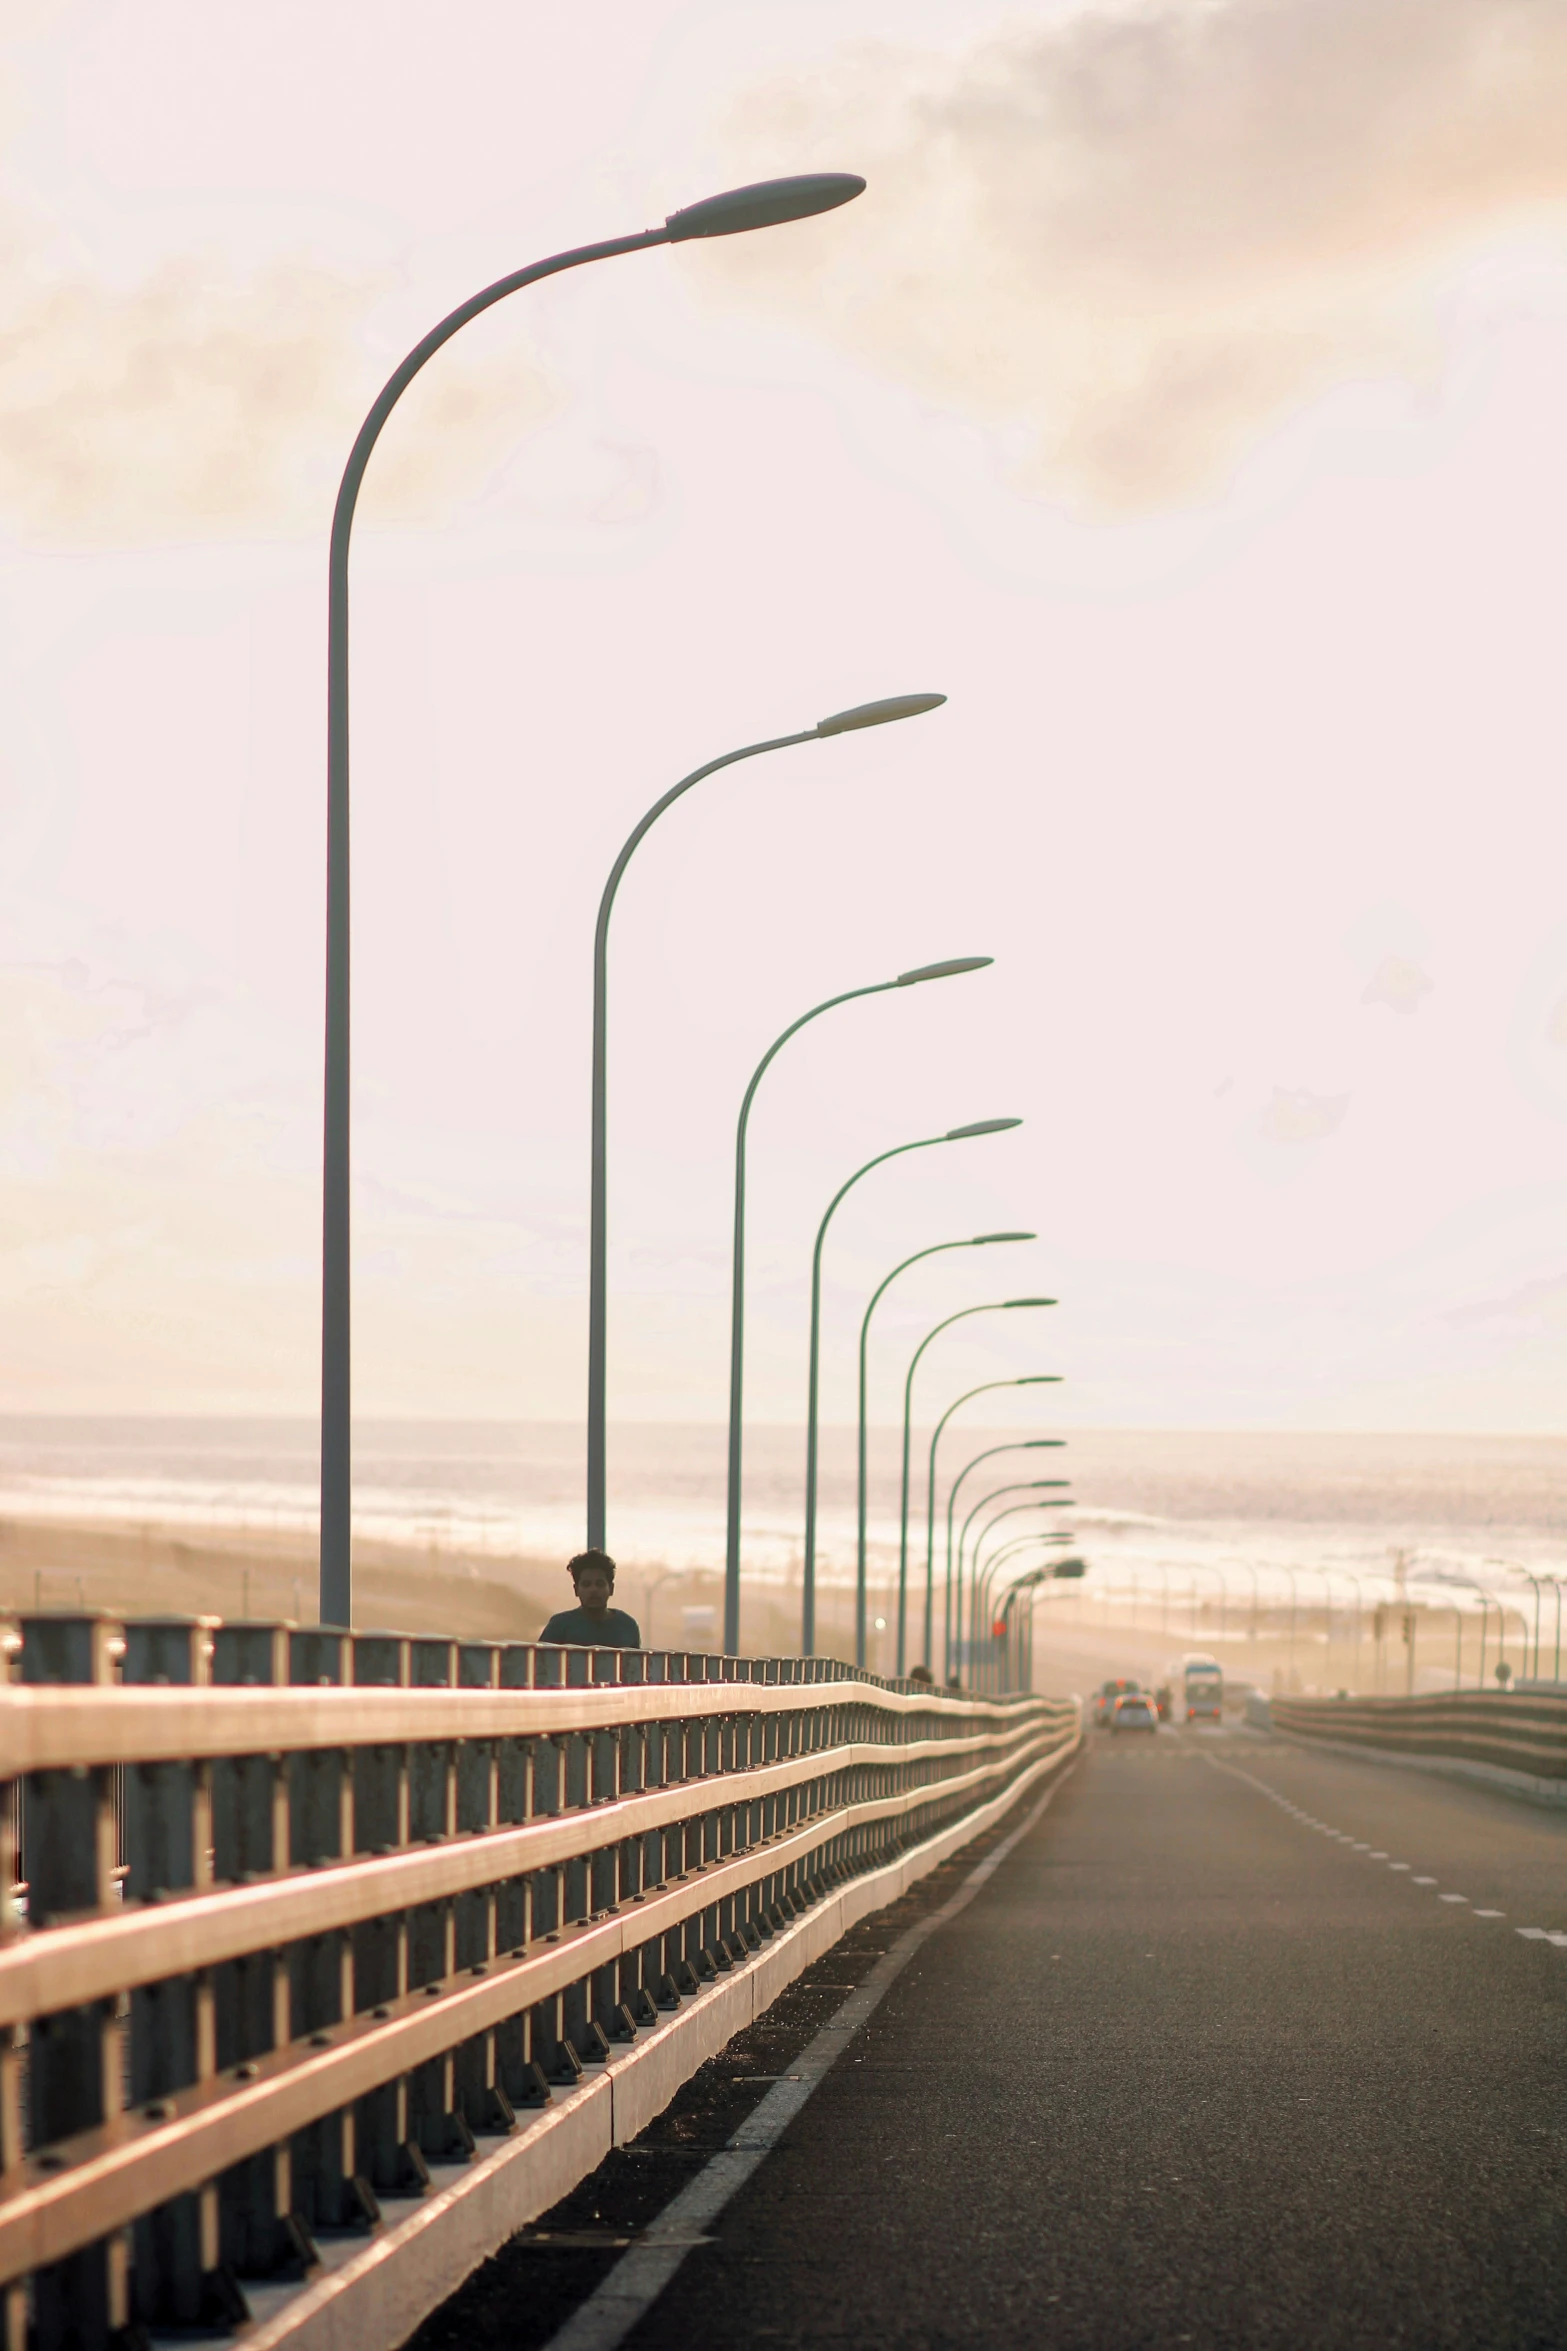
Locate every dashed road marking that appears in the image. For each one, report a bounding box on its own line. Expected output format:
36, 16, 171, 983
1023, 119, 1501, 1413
1205, 1756, 1564, 1953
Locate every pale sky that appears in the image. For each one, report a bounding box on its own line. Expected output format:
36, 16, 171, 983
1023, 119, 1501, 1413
2, 0, 1567, 1440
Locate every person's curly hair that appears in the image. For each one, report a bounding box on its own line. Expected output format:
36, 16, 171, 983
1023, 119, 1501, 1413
567, 1548, 616, 1589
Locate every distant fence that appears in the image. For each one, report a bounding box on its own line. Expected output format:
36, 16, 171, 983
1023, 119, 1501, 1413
1270, 1689, 1567, 1790
0, 1614, 1077, 2351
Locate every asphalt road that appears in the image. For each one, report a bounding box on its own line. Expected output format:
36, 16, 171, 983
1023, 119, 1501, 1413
415, 1730, 1567, 2350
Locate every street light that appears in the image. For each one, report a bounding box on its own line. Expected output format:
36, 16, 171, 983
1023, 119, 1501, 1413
723, 956, 991, 1653
922, 1374, 1063, 1680
801, 1121, 1023, 1653
318, 169, 867, 1627
975, 1540, 1078, 1690
996, 1556, 1081, 1692
944, 1429, 1066, 1673
955, 1480, 1074, 1593
589, 697, 948, 1557
853, 1231, 1035, 1668
968, 1502, 1076, 1669
896, 1298, 1056, 1673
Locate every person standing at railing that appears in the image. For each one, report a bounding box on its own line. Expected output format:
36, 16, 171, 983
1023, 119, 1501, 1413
539, 1549, 643, 1648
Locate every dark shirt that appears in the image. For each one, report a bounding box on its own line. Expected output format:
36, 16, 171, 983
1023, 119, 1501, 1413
538, 1605, 642, 1650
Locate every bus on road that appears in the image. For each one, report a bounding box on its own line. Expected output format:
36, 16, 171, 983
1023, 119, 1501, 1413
1161, 1652, 1225, 1724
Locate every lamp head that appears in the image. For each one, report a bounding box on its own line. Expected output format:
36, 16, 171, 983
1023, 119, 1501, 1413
972, 1230, 1035, 1244
896, 956, 991, 986
946, 1118, 1022, 1140
816, 691, 946, 736
666, 173, 866, 242
1017, 1376, 1063, 1386
1004, 1297, 1056, 1309
1052, 1558, 1088, 1578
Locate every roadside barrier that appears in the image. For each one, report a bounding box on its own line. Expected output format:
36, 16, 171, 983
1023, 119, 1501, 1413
0, 1614, 1076, 2350
1270, 1687, 1567, 1792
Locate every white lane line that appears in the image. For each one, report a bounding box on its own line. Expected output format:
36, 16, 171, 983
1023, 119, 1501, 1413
1206, 1758, 1551, 1947
538, 1768, 1075, 2351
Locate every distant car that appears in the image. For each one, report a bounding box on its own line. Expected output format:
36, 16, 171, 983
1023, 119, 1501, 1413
1093, 1677, 1142, 1728
1110, 1692, 1159, 1735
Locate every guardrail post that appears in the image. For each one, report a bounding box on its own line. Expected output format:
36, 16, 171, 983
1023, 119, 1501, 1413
490, 1646, 536, 2108
404, 1639, 475, 2163
453, 1643, 514, 2136
211, 1621, 312, 2281
20, 1613, 129, 2351
286, 1627, 374, 2233
348, 1632, 424, 2196
122, 1617, 247, 2329
526, 1648, 575, 2083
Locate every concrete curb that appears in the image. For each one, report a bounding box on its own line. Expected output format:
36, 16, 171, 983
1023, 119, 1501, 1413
230, 1733, 1081, 2351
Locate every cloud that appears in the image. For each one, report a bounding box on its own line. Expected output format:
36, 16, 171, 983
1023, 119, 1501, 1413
701, 0, 1567, 509
0, 238, 560, 543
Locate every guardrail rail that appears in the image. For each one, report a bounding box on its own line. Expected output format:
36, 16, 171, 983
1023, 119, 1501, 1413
0, 1613, 1076, 2351
1270, 1687, 1567, 1792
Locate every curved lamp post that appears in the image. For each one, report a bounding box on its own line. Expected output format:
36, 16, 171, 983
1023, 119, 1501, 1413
968, 1500, 1075, 1660
955, 1479, 1074, 1594
1004, 1555, 1086, 1692
974, 1533, 1076, 1670
852, 1231, 1035, 1668
722, 955, 991, 1654
801, 1120, 1023, 1653
589, 694, 949, 1557
318, 170, 866, 1626
924, 1374, 1062, 1678
976, 1542, 1077, 1690
941, 1436, 1065, 1654
996, 1558, 1063, 1693
896, 1298, 1056, 1673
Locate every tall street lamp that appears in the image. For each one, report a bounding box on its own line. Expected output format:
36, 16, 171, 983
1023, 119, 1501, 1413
922, 1374, 1062, 1678
723, 955, 991, 1654
318, 170, 866, 1627
956, 1483, 1073, 1657
998, 1555, 1085, 1692
968, 1539, 1074, 1690
969, 1502, 1074, 1650
972, 1509, 1075, 1671
586, 691, 947, 1556
853, 1232, 1035, 1668
954, 1478, 1073, 1590
801, 1119, 1022, 1653
896, 1298, 1056, 1674
939, 1434, 1065, 1667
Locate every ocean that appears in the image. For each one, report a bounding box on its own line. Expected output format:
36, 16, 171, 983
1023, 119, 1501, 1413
0, 1418, 1562, 1627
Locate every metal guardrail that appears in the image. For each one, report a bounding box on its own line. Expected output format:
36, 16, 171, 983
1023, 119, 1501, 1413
1270, 1688, 1567, 1783
0, 1613, 1073, 2350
